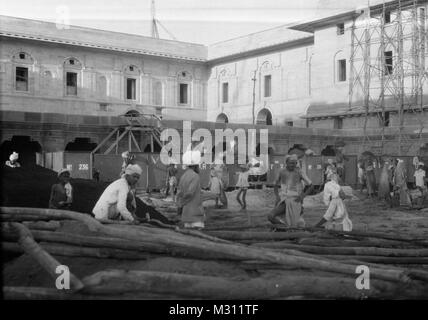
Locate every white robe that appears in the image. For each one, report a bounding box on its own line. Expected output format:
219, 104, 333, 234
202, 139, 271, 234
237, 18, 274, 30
323, 181, 352, 232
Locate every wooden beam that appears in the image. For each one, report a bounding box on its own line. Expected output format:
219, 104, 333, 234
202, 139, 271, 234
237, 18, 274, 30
129, 130, 142, 152
91, 128, 119, 155
0, 207, 414, 283
81, 269, 425, 299
7, 223, 84, 291
104, 128, 129, 155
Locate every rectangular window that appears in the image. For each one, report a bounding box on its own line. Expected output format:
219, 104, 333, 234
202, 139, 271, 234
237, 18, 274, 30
15, 67, 28, 91
222, 82, 229, 103
419, 8, 425, 29
338, 59, 346, 82
334, 117, 343, 129
66, 72, 77, 95
379, 111, 390, 127
264, 75, 271, 97
385, 51, 393, 75
286, 121, 294, 127
385, 11, 391, 24
179, 83, 188, 104
337, 23, 345, 35
126, 78, 136, 100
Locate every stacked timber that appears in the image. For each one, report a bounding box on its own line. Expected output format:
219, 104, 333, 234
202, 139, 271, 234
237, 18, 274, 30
2, 206, 428, 300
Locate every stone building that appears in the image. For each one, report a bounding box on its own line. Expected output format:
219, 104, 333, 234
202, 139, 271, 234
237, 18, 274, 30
1, 0, 428, 162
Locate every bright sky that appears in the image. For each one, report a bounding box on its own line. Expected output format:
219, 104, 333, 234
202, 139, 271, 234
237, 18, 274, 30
0, 0, 353, 44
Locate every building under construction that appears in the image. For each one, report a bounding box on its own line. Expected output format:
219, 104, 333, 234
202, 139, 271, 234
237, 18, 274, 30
0, 0, 428, 160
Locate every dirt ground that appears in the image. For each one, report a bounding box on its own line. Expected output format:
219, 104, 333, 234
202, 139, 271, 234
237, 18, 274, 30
3, 186, 428, 293
149, 187, 428, 236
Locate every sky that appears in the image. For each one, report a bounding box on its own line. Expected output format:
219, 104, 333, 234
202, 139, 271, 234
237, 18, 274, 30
0, 0, 359, 44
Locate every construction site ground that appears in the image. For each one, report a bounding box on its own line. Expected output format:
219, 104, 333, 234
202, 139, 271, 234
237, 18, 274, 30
3, 186, 428, 299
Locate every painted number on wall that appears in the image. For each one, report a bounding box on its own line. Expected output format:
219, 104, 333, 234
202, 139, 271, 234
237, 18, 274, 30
79, 164, 89, 170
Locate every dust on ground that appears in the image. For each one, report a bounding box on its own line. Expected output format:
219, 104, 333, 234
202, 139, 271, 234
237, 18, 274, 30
4, 186, 428, 289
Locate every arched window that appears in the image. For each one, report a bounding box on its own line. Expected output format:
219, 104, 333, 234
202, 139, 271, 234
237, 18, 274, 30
153, 81, 163, 106
334, 51, 347, 83
63, 57, 82, 96
218, 68, 230, 106
216, 113, 229, 123
178, 71, 192, 106
12, 52, 34, 92
257, 108, 273, 125
124, 65, 140, 101
260, 61, 273, 99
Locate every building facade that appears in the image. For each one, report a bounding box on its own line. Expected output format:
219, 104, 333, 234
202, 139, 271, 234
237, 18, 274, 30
1, 0, 428, 161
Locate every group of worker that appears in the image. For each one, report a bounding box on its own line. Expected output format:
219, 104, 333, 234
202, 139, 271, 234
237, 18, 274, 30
42, 147, 352, 232
48, 151, 143, 223
359, 157, 427, 208
268, 153, 352, 232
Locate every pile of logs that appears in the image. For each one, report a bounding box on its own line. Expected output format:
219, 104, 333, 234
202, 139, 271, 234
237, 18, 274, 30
2, 206, 428, 299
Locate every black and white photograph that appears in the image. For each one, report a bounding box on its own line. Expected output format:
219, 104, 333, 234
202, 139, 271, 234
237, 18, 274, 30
1, 0, 428, 304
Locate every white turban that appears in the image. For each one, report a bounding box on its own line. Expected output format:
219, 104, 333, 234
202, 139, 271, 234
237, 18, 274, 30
58, 168, 71, 177
285, 154, 298, 163
183, 150, 201, 166
419, 162, 425, 166
9, 152, 19, 161
121, 151, 130, 159
305, 149, 315, 156
125, 164, 143, 176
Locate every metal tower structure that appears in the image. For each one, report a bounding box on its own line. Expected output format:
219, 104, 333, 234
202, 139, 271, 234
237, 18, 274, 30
150, 0, 177, 41
348, 0, 428, 155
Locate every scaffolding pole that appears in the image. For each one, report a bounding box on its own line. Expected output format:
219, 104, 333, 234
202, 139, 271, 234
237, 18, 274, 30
348, 0, 428, 156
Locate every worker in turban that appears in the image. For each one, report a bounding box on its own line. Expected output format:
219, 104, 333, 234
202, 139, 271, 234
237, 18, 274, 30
92, 164, 142, 222
176, 149, 205, 229
5, 151, 21, 168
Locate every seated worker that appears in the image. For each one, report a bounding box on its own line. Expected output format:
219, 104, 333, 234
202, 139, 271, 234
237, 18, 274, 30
314, 173, 353, 232
268, 154, 313, 227
49, 168, 73, 210
5, 152, 21, 168
92, 164, 142, 222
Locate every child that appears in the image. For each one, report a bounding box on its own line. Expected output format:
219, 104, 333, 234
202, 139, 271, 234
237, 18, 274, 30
315, 173, 352, 232
165, 163, 178, 201
208, 169, 223, 208
49, 168, 73, 210
236, 164, 250, 210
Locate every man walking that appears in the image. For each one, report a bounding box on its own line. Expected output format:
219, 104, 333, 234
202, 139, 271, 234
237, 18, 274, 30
176, 150, 205, 229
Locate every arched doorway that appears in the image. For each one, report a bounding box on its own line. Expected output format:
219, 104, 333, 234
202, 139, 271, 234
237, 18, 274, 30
257, 108, 272, 125
143, 142, 162, 153
65, 138, 97, 152
216, 113, 229, 123
0, 136, 42, 166
321, 145, 336, 156
125, 109, 141, 118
